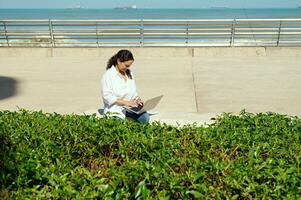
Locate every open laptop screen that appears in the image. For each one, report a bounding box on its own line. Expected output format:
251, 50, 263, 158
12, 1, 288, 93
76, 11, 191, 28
125, 95, 163, 114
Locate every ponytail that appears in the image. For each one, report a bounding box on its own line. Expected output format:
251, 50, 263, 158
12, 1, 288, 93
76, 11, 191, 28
106, 54, 118, 70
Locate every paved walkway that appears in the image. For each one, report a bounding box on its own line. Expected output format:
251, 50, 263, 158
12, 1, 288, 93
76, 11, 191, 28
1, 47, 301, 126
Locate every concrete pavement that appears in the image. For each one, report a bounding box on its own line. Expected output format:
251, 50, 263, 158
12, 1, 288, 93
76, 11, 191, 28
1, 47, 301, 126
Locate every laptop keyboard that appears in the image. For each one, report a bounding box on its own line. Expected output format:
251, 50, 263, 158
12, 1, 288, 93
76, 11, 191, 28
131, 105, 143, 112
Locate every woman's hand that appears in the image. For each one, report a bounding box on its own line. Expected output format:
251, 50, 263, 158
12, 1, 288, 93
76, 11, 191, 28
134, 97, 144, 107
115, 98, 139, 108
126, 100, 139, 108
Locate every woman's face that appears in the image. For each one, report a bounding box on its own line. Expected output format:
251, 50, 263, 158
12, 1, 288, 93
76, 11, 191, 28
117, 59, 134, 73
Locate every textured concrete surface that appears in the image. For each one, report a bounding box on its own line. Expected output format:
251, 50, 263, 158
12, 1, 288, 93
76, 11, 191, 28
1, 47, 301, 125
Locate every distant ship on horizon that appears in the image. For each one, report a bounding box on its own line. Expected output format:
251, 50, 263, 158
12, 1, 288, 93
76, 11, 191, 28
67, 5, 83, 10
210, 6, 229, 9
115, 5, 137, 10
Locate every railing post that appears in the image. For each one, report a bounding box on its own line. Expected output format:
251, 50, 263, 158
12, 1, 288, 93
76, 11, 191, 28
49, 20, 55, 47
277, 20, 282, 47
140, 20, 144, 47
96, 22, 100, 47
230, 19, 236, 47
3, 21, 9, 47
186, 21, 189, 46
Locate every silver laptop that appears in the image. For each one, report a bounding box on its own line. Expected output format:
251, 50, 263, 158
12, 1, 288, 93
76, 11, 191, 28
125, 95, 163, 114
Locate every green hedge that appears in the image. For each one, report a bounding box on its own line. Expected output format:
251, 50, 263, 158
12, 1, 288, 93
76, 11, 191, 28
0, 110, 300, 199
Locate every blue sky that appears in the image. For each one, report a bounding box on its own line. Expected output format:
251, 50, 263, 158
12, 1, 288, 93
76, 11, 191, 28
0, 0, 300, 8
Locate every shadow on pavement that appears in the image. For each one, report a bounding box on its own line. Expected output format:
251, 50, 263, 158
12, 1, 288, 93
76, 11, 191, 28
0, 76, 17, 100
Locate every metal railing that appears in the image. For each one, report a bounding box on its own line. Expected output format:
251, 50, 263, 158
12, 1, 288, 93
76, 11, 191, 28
1, 19, 301, 47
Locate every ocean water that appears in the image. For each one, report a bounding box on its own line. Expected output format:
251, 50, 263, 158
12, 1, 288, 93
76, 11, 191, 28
0, 8, 301, 20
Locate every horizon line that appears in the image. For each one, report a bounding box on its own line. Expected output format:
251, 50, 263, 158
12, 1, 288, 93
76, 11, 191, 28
0, 7, 299, 9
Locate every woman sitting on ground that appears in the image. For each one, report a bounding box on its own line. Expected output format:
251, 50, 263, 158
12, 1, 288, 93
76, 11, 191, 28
101, 49, 150, 123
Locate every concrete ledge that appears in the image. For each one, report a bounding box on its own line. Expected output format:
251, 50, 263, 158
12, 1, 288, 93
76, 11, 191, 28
53, 48, 100, 57
265, 47, 301, 57
0, 48, 53, 57
193, 47, 266, 57
129, 48, 192, 57
1, 47, 301, 58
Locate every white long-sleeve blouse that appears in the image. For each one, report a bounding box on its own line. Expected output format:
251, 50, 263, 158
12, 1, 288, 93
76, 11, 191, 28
101, 66, 138, 118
